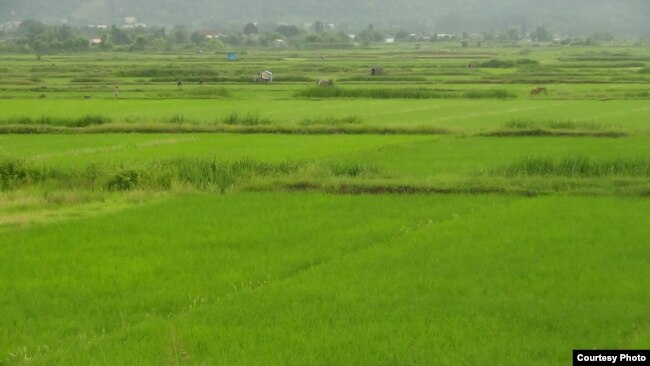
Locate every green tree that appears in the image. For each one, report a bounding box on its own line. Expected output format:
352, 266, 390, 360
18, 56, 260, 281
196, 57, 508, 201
133, 36, 147, 50
499, 28, 521, 41
110, 25, 131, 45
191, 31, 205, 45
17, 20, 49, 43
531, 26, 552, 42
204, 38, 224, 51
99, 34, 113, 50
172, 26, 188, 44
313, 21, 325, 33
243, 22, 258, 35
276, 25, 300, 38
357, 25, 383, 45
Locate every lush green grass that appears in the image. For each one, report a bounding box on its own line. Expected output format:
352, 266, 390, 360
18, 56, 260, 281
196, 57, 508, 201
295, 86, 516, 99
0, 134, 430, 167
0, 45, 649, 135
2, 134, 650, 195
0, 99, 648, 133
0, 193, 648, 364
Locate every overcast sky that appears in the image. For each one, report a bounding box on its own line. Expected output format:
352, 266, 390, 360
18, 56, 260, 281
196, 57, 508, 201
1, 0, 649, 36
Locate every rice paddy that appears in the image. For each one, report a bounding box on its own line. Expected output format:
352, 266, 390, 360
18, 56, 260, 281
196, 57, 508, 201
0, 43, 649, 365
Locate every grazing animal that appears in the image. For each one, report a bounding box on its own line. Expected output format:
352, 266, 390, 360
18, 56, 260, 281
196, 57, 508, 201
317, 79, 333, 87
253, 71, 273, 83
529, 87, 548, 97
177, 80, 183, 87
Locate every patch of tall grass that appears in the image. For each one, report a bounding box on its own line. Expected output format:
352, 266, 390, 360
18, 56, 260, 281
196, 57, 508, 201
154, 87, 230, 99
0, 123, 450, 135
162, 114, 196, 124
465, 89, 516, 99
149, 76, 224, 82
0, 115, 112, 127
0, 157, 382, 193
338, 76, 427, 82
117, 67, 218, 78
185, 87, 231, 98
166, 158, 302, 192
479, 59, 539, 68
220, 113, 273, 126
70, 77, 106, 83
558, 62, 646, 68
300, 116, 362, 126
623, 91, 650, 98
504, 119, 603, 130
493, 156, 650, 177
326, 162, 381, 177
296, 87, 515, 99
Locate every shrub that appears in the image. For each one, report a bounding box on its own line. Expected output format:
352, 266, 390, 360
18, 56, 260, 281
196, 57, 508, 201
107, 170, 139, 191
0, 157, 29, 190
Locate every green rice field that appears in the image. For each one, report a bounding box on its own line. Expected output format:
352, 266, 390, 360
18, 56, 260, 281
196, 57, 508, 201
1, 43, 649, 365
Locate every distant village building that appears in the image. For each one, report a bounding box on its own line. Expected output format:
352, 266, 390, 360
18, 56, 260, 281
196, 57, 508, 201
436, 33, 454, 40
124, 17, 137, 25
271, 39, 286, 48
0, 21, 21, 31
384, 38, 395, 43
96, 25, 108, 30
89, 38, 102, 46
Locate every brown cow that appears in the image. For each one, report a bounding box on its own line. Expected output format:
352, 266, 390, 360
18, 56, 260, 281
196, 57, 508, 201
529, 87, 548, 97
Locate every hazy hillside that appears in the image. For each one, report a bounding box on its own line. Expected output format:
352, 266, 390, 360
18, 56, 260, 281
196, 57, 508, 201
1, 0, 649, 36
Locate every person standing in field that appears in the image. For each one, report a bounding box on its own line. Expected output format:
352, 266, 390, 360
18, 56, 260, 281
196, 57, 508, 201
114, 84, 120, 98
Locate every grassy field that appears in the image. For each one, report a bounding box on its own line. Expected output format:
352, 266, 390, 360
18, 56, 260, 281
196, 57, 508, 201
2, 193, 648, 364
1, 43, 649, 365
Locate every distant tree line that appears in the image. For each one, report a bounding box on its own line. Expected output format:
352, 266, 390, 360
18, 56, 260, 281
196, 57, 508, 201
6, 20, 90, 56
0, 19, 627, 57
